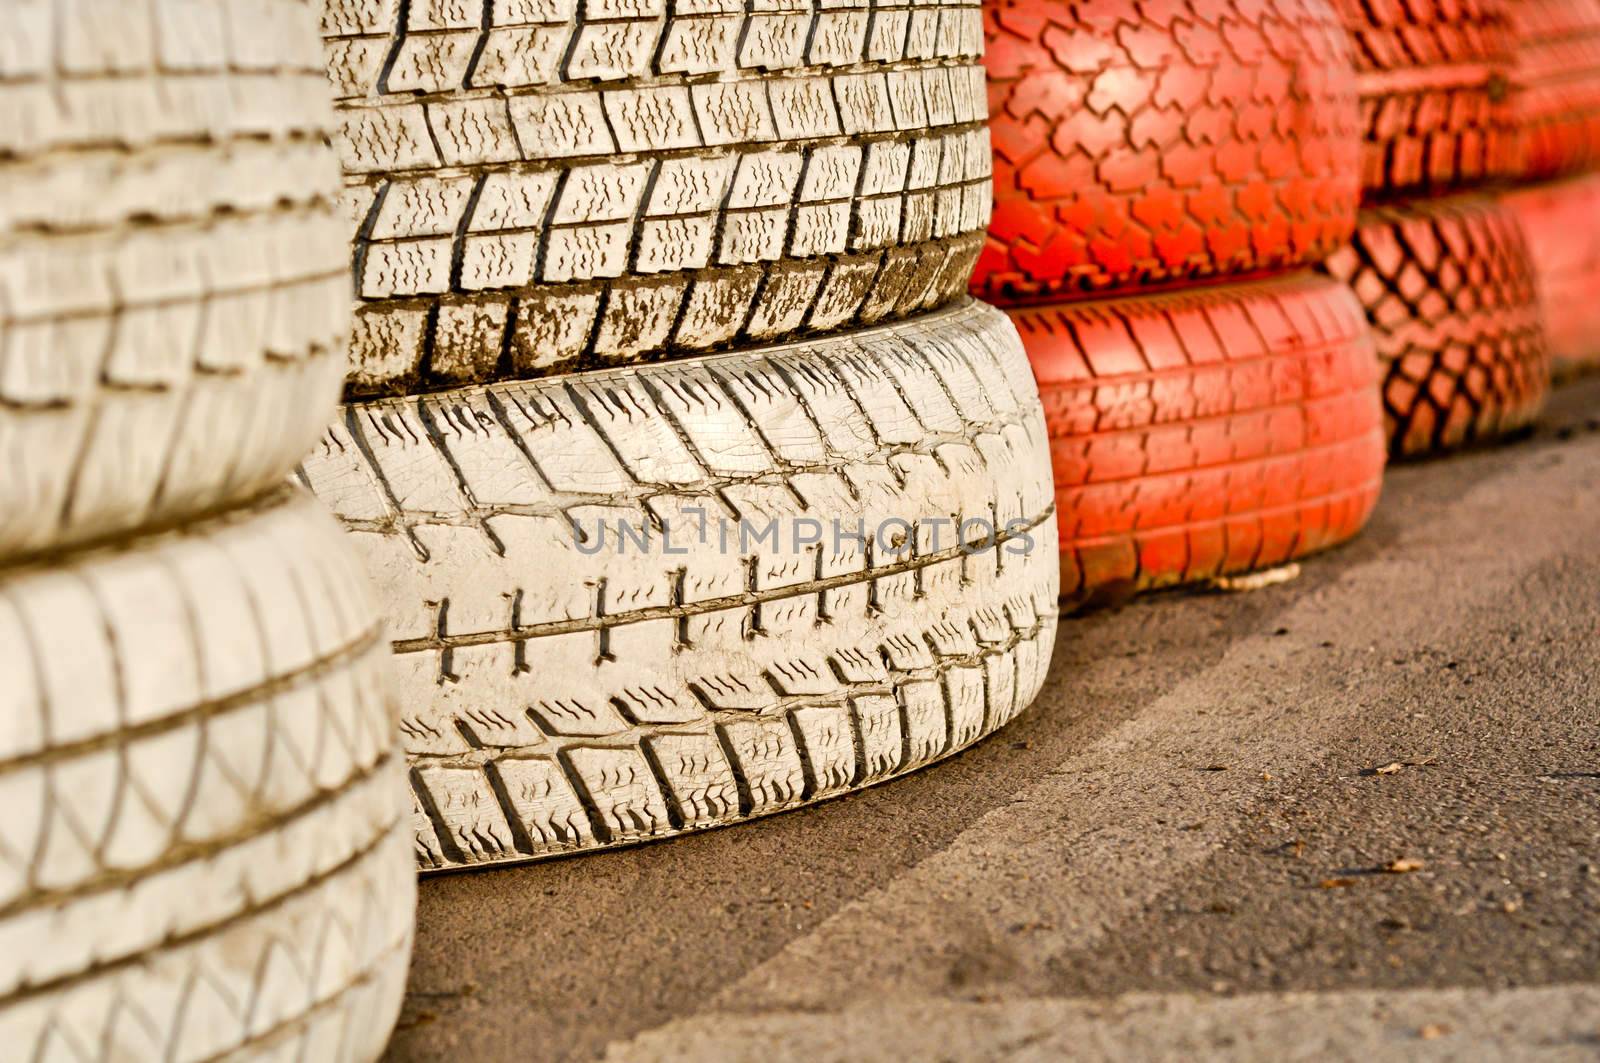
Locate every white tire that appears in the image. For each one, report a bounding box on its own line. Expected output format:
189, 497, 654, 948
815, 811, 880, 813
0, 0, 350, 562
299, 300, 1059, 873
0, 489, 414, 1062
320, 0, 991, 395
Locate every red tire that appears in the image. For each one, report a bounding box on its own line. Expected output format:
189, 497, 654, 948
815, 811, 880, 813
1503, 174, 1600, 371
1510, 0, 1600, 180
1334, 0, 1519, 197
1014, 273, 1386, 605
1319, 193, 1550, 458
975, 0, 1361, 303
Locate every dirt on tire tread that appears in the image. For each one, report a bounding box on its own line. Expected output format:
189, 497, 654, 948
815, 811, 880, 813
325, 0, 996, 394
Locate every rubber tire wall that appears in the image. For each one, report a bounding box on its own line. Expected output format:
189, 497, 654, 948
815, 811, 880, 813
299, 300, 1059, 874
0, 490, 413, 1062
0, 0, 350, 564
1509, 0, 1600, 181
1319, 193, 1550, 457
974, 0, 1361, 302
322, 0, 994, 396
1503, 175, 1600, 371
1334, 0, 1519, 198
1013, 273, 1385, 604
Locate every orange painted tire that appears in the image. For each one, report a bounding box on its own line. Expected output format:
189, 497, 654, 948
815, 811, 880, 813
1015, 273, 1385, 605
975, 0, 1361, 303
1503, 174, 1600, 371
1511, 0, 1600, 180
1334, 0, 1519, 198
1320, 193, 1550, 457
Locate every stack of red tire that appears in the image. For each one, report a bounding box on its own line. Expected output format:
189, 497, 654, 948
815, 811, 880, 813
1498, 0, 1600, 375
976, 0, 1387, 606
1317, 0, 1554, 454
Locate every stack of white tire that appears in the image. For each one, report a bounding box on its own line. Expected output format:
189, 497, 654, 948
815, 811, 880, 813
0, 2, 414, 1058
303, 0, 1061, 873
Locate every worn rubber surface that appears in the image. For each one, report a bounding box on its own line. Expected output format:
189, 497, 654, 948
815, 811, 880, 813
298, 300, 1059, 874
1012, 273, 1385, 605
1320, 193, 1550, 458
0, 0, 350, 564
1503, 175, 1600, 371
1334, 0, 1518, 198
974, 0, 1361, 303
0, 488, 413, 1061
323, 0, 992, 397
1510, 0, 1600, 181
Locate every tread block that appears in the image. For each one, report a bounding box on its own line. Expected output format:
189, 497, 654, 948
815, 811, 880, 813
853, 694, 906, 782
647, 733, 739, 827
563, 746, 673, 843
902, 675, 947, 768
413, 764, 520, 864
789, 703, 859, 797
492, 757, 597, 854
720, 717, 806, 811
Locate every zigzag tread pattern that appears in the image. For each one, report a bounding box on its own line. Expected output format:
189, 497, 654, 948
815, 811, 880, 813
297, 300, 1061, 872
0, 487, 414, 1061
320, 0, 983, 103
1502, 175, 1600, 370
1333, 0, 1519, 196
1319, 193, 1551, 457
975, 0, 1362, 302
1509, 0, 1600, 180
0, 0, 351, 563
1012, 272, 1386, 604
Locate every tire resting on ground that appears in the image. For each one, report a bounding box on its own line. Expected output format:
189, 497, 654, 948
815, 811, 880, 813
1502, 175, 1600, 372
1333, 0, 1519, 198
1509, 0, 1600, 181
321, 0, 994, 396
0, 0, 350, 564
298, 300, 1059, 873
1014, 273, 1386, 605
0, 488, 413, 1061
975, 0, 1362, 302
1319, 193, 1550, 458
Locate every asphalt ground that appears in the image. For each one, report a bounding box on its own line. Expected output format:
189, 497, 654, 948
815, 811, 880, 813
388, 374, 1600, 1062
